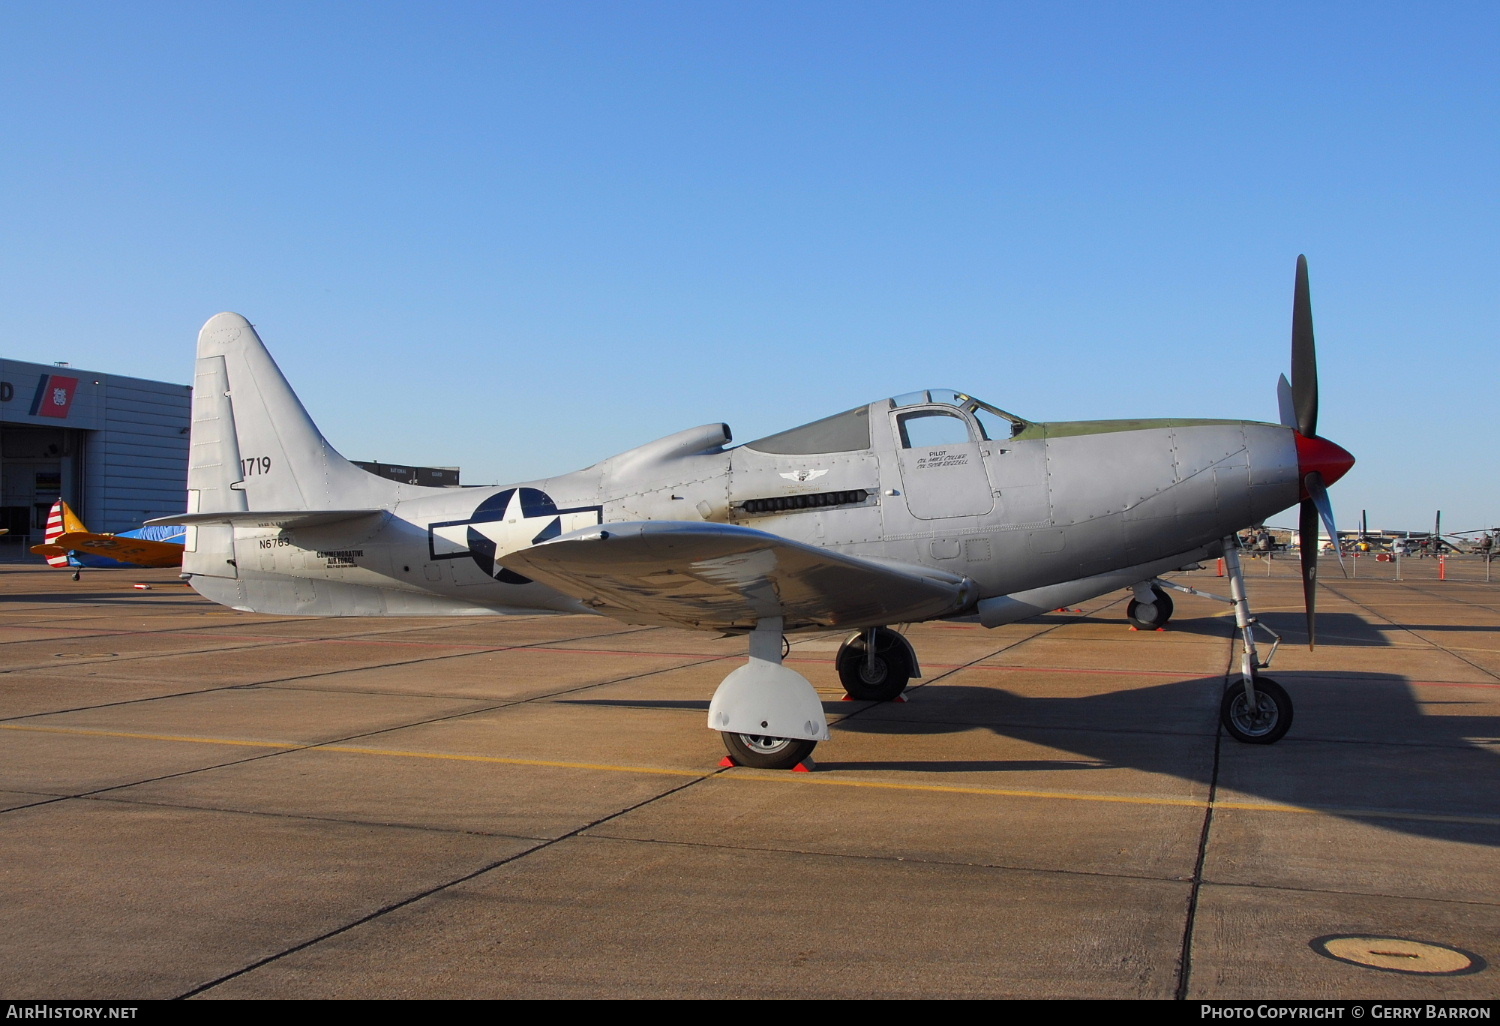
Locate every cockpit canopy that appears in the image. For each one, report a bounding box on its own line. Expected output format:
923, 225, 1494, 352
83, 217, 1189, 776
743, 405, 874, 455
891, 390, 1029, 442
744, 390, 1028, 455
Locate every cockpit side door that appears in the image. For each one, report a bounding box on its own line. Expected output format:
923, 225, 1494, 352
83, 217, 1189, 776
891, 407, 996, 519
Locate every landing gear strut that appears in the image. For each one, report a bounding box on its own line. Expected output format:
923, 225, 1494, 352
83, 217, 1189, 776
835, 627, 918, 701
1220, 542, 1292, 743
1150, 541, 1293, 744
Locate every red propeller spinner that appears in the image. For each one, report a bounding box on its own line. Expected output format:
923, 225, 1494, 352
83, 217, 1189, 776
1295, 432, 1355, 499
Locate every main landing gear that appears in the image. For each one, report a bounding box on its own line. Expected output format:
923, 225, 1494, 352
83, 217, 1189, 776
707, 622, 923, 769
1152, 540, 1293, 744
1126, 582, 1174, 629
721, 732, 818, 770
834, 626, 919, 701
707, 616, 829, 770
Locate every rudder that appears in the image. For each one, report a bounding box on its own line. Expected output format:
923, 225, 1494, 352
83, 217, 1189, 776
39, 499, 84, 567
193, 313, 392, 512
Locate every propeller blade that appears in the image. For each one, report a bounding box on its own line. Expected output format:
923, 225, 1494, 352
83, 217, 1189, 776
1305, 470, 1346, 575
1277, 374, 1297, 429
1300, 496, 1320, 648
1292, 254, 1319, 438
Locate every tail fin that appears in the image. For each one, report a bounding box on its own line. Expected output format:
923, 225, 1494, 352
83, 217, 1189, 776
192, 313, 404, 513
40, 500, 85, 567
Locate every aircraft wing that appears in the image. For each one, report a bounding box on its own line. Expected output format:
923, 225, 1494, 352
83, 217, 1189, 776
145, 510, 383, 529
499, 521, 974, 631
31, 532, 184, 568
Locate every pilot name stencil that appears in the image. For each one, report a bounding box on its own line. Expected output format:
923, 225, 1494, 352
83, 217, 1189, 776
916, 450, 969, 469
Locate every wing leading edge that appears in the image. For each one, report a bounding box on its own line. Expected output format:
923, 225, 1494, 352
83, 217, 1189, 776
145, 510, 383, 529
499, 520, 975, 631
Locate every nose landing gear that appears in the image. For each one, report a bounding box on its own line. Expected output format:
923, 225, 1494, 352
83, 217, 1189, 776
1221, 543, 1292, 743
1141, 541, 1293, 744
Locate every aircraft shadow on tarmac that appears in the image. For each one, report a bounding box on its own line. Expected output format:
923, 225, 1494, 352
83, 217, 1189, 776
1191, 608, 1500, 642
565, 665, 1499, 846
1369, 623, 1500, 634
1227, 610, 1396, 647
1039, 611, 1392, 646
6, 585, 202, 606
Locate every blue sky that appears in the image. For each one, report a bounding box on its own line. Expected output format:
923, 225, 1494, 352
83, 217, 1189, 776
1, 2, 1495, 532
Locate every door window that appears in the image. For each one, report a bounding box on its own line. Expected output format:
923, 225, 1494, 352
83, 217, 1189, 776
897, 410, 973, 449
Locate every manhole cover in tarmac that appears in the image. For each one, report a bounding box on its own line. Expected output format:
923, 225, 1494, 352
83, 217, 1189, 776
1311, 936, 1486, 976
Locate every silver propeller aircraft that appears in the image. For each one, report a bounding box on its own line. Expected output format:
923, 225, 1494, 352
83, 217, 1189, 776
153, 257, 1354, 769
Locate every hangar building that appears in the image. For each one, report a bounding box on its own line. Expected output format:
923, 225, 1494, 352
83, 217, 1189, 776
0, 358, 191, 547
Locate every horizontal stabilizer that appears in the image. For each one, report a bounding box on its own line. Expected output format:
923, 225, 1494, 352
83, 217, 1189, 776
500, 520, 974, 631
146, 510, 384, 529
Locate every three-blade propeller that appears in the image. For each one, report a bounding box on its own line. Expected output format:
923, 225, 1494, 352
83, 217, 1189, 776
1276, 256, 1355, 648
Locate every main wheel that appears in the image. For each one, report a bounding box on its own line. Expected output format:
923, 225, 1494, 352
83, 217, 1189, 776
722, 732, 817, 769
836, 628, 912, 701
1220, 676, 1293, 744
1127, 586, 1174, 629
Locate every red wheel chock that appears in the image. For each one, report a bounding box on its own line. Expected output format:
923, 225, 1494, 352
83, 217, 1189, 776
718, 755, 815, 772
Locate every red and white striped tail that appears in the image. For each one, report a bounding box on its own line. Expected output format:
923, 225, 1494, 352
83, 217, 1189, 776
42, 500, 70, 567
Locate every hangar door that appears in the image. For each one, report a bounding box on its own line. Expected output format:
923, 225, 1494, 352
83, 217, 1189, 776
0, 425, 83, 542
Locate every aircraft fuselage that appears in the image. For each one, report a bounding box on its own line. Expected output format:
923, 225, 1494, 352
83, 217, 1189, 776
188, 398, 1302, 625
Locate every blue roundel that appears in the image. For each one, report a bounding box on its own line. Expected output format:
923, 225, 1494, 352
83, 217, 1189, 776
466, 487, 563, 584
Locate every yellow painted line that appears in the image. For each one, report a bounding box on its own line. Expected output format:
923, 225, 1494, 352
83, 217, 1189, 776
0, 723, 701, 777
320, 744, 702, 777
1, 723, 295, 750
5, 722, 1499, 827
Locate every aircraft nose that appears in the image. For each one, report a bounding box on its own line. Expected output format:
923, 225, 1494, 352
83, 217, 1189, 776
1295, 432, 1355, 490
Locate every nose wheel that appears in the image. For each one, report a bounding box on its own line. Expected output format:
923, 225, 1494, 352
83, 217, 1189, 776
1220, 675, 1292, 744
